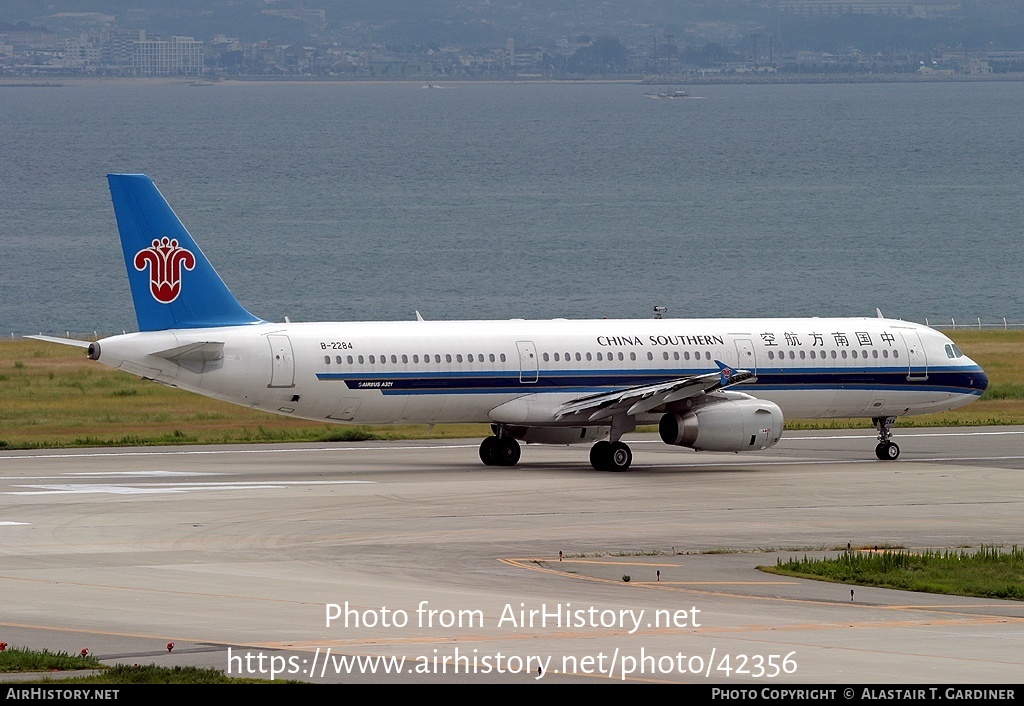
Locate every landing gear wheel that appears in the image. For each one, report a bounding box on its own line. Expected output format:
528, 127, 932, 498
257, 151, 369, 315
875, 441, 900, 461
497, 437, 521, 466
590, 440, 633, 471
590, 441, 611, 471
607, 441, 633, 471
479, 436, 501, 466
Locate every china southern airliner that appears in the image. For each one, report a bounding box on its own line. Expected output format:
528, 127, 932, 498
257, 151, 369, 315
31, 175, 989, 471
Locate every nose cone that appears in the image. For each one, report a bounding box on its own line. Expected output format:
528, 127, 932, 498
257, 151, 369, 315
972, 369, 989, 394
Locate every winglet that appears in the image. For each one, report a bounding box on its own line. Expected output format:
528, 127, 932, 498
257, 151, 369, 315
107, 174, 263, 332
715, 360, 754, 387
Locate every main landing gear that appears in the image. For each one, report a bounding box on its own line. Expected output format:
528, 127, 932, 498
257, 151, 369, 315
873, 416, 900, 460
479, 428, 521, 466
589, 440, 633, 471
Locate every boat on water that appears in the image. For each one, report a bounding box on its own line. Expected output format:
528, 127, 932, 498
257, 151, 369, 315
644, 89, 692, 99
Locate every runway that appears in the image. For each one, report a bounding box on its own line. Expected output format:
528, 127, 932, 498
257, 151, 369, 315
1, 427, 1022, 683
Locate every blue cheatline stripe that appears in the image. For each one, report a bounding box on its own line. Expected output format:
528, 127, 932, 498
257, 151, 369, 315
314, 367, 986, 397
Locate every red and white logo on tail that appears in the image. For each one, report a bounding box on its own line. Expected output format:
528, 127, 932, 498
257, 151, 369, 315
134, 237, 196, 304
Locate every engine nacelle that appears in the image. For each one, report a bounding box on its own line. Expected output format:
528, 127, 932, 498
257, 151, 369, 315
659, 398, 784, 452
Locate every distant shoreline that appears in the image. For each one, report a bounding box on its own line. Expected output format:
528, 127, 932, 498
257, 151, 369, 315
2, 72, 1023, 88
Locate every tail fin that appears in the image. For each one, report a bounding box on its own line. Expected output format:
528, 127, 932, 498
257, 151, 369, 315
107, 174, 262, 331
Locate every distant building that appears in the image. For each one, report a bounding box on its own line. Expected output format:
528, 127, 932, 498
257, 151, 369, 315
134, 35, 203, 76
104, 29, 145, 68
778, 1, 962, 17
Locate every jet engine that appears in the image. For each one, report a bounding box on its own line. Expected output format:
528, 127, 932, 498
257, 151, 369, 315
659, 397, 784, 452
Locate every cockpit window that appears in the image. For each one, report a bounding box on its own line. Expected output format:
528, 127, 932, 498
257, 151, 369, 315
945, 344, 955, 359
951, 344, 964, 358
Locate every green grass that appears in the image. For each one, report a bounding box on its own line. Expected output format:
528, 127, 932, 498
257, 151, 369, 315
762, 545, 1024, 600
0, 647, 104, 673
0, 647, 294, 683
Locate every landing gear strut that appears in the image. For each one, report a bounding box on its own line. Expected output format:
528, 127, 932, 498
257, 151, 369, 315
479, 426, 521, 466
873, 416, 900, 460
590, 414, 636, 471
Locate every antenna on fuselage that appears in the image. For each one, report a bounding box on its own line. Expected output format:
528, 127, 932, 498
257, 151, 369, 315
653, 306, 667, 319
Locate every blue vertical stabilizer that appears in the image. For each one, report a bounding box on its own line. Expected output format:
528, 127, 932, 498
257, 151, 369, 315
107, 174, 263, 331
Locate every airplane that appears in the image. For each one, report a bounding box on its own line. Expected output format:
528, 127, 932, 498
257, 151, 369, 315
30, 174, 989, 471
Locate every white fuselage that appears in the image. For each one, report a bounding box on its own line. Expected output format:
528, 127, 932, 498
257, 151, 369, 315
91, 316, 987, 432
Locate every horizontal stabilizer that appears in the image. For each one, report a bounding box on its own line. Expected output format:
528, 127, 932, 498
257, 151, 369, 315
24, 335, 91, 349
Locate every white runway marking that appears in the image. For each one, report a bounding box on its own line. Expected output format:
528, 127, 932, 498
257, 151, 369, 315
0, 429, 1019, 461
0, 445, 478, 461
2, 480, 375, 496
11, 471, 227, 480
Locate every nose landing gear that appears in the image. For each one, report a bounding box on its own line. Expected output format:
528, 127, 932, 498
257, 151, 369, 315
873, 416, 900, 460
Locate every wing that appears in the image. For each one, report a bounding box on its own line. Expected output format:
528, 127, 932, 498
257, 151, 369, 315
555, 360, 755, 422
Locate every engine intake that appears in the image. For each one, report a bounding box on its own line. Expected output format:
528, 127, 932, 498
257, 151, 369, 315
659, 398, 784, 452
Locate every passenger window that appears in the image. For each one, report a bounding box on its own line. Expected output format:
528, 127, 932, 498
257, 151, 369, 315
324, 356, 330, 365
